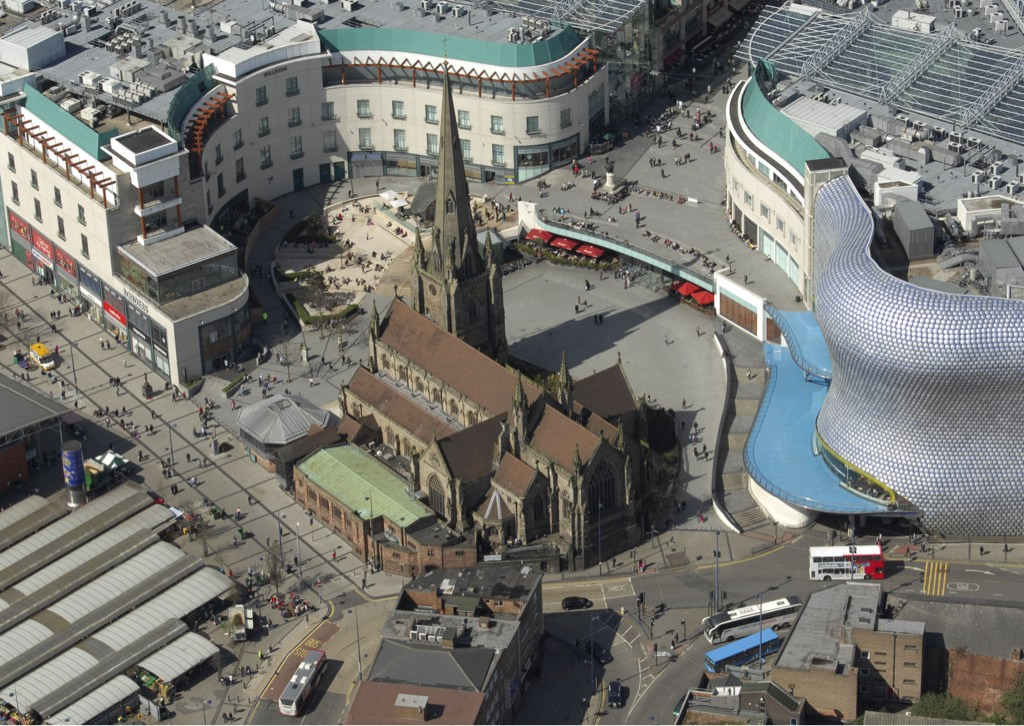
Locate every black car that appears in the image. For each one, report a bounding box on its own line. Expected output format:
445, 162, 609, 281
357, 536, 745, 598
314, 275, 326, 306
561, 596, 593, 611
608, 681, 625, 708
585, 640, 613, 665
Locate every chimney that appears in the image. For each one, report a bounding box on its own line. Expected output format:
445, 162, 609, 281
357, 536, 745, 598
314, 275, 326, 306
177, 16, 187, 33
394, 694, 428, 721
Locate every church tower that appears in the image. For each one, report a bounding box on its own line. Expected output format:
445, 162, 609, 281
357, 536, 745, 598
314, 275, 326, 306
411, 64, 507, 363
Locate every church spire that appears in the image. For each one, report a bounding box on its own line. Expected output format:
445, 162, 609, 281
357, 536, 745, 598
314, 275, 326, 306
431, 63, 482, 281
557, 351, 574, 417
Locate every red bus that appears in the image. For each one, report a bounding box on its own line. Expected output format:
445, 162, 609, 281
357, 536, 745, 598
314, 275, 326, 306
809, 544, 885, 580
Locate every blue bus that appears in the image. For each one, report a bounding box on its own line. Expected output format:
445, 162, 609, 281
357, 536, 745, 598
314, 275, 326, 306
704, 628, 781, 674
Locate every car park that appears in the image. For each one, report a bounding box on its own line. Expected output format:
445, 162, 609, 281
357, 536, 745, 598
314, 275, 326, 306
561, 596, 593, 610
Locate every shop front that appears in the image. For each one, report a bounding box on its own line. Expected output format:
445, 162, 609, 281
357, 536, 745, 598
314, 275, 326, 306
53, 245, 80, 303
78, 266, 104, 326
29, 229, 55, 284
102, 286, 129, 346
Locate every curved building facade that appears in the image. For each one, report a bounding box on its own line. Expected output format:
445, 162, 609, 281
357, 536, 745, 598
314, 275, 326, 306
812, 176, 1024, 536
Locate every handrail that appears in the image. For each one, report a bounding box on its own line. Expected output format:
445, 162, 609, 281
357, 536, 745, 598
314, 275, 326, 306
764, 303, 832, 380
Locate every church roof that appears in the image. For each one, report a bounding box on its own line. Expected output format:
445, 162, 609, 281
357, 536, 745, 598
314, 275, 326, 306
348, 367, 457, 442
438, 415, 504, 483
493, 453, 537, 499
529, 403, 602, 472
475, 488, 514, 523
380, 300, 540, 416
574, 364, 639, 421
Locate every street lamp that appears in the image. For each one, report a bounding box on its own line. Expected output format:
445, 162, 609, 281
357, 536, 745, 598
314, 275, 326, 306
589, 614, 596, 696
714, 530, 722, 612
166, 420, 177, 467
69, 340, 79, 395
295, 521, 303, 586
349, 607, 364, 681
364, 495, 374, 572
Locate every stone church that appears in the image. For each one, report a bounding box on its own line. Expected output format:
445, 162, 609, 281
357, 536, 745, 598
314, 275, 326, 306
338, 69, 654, 570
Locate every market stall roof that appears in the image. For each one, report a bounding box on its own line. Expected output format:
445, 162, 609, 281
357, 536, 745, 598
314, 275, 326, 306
576, 244, 605, 259
550, 237, 579, 252
673, 281, 700, 297
136, 631, 219, 683
525, 228, 554, 243
44, 675, 138, 726
691, 290, 716, 306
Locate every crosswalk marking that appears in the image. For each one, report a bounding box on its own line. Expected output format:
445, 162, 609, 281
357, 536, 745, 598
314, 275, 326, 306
922, 560, 948, 596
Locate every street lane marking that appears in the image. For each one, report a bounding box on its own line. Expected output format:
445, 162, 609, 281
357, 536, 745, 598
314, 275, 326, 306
922, 561, 948, 596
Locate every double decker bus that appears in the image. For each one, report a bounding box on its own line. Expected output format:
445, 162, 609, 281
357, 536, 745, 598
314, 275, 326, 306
702, 597, 802, 644
808, 544, 885, 581
704, 628, 781, 674
279, 649, 327, 717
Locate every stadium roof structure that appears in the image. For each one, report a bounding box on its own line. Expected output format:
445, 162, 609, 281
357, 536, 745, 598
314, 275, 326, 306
486, 0, 649, 33
744, 2, 1024, 144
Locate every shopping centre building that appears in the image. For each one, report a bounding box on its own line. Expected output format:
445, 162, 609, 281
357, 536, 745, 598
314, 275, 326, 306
720, 2, 1024, 536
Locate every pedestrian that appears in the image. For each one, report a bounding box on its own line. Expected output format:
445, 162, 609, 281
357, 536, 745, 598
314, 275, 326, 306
151, 409, 156, 420
702, 443, 708, 458
332, 550, 337, 560
231, 399, 236, 410
746, 369, 752, 380
186, 452, 191, 463
696, 326, 701, 337
123, 358, 128, 368
693, 446, 699, 459
309, 376, 314, 387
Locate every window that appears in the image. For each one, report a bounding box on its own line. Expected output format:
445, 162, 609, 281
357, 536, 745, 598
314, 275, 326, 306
776, 217, 786, 234
233, 129, 243, 150
57, 215, 65, 240
356, 99, 371, 118
491, 144, 505, 166
255, 85, 268, 106
358, 128, 373, 150
258, 117, 270, 137
259, 146, 272, 169
214, 143, 223, 164
425, 104, 438, 124
323, 129, 337, 152
288, 107, 302, 127
526, 116, 540, 134
460, 138, 472, 162
30, 170, 38, 190
321, 101, 335, 121
216, 172, 225, 198
392, 100, 406, 119
235, 158, 245, 182
52, 187, 62, 208
394, 128, 407, 151
743, 191, 753, 206
457, 110, 471, 129
285, 76, 299, 96
6, 152, 13, 171
80, 233, 89, 259
290, 136, 303, 159
760, 203, 770, 219
10, 181, 18, 204
426, 133, 439, 156
490, 115, 504, 134
33, 198, 41, 221
77, 204, 85, 224
560, 108, 572, 128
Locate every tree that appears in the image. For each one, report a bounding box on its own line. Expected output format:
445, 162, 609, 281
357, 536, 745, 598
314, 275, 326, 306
1001, 671, 1024, 723
913, 693, 981, 722
266, 543, 285, 597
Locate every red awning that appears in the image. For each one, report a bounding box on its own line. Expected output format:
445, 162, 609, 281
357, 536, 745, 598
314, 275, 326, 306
525, 228, 554, 242
673, 281, 700, 297
691, 290, 716, 306
576, 244, 605, 259
550, 237, 579, 252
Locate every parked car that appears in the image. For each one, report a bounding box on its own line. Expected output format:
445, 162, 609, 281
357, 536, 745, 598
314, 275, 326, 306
585, 640, 612, 665
561, 596, 593, 611
608, 681, 625, 708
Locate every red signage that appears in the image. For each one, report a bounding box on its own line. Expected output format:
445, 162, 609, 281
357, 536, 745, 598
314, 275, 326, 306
54, 246, 77, 278
31, 229, 53, 260
103, 301, 127, 327
8, 210, 30, 240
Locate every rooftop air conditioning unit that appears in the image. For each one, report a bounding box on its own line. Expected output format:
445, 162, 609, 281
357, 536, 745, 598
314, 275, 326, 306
989, 176, 1000, 190
971, 170, 984, 184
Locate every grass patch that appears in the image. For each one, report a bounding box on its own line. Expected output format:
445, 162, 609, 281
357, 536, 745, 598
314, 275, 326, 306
286, 293, 359, 326
222, 372, 247, 395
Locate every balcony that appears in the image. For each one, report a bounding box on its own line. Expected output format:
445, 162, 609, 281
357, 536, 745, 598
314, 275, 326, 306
425, 117, 438, 125
491, 127, 505, 135
458, 123, 472, 131
288, 118, 302, 128
258, 128, 271, 138
290, 150, 304, 160
392, 113, 407, 120
256, 97, 269, 107
323, 144, 339, 153
358, 144, 375, 151
394, 144, 408, 152
492, 160, 506, 167
260, 160, 272, 170
134, 195, 183, 217
285, 88, 300, 97
357, 111, 373, 119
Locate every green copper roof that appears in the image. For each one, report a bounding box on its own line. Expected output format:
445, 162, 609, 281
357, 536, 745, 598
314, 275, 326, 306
740, 74, 829, 178
22, 86, 118, 161
318, 25, 583, 67
298, 445, 434, 526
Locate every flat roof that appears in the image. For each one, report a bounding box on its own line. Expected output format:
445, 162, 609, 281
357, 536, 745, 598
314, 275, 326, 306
119, 225, 236, 278
0, 375, 69, 436
117, 127, 172, 154
136, 631, 219, 683
776, 582, 883, 672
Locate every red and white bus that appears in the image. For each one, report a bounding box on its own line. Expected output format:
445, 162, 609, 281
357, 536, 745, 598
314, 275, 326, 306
809, 544, 885, 581
279, 649, 327, 716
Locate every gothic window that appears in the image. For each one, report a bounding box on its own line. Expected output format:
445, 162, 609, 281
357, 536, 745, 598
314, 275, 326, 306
562, 492, 571, 519
386, 428, 396, 448
432, 388, 442, 403
428, 475, 446, 518
468, 299, 479, 320
415, 377, 424, 392
446, 195, 455, 213
467, 410, 477, 426
382, 355, 391, 371
399, 366, 407, 381
533, 495, 545, 524
449, 400, 460, 418
587, 460, 616, 523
